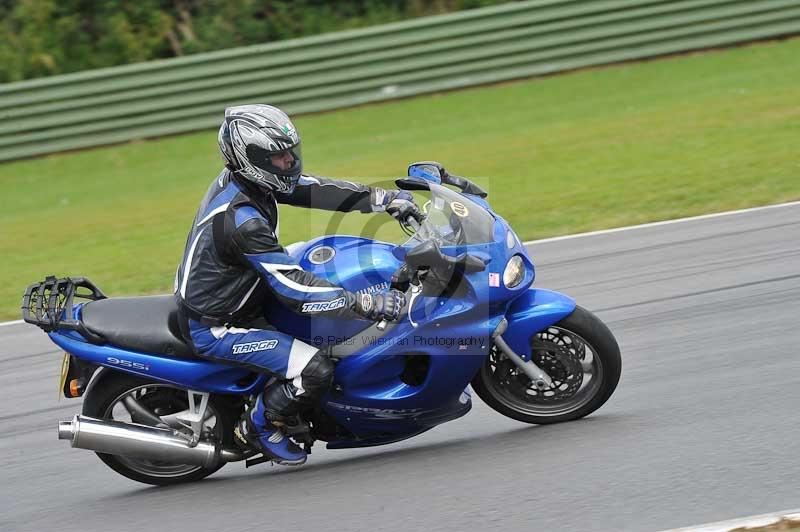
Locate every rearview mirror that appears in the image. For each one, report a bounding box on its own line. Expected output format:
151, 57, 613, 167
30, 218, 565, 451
407, 161, 445, 185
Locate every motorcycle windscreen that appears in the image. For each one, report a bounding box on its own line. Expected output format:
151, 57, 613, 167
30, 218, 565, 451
404, 183, 495, 248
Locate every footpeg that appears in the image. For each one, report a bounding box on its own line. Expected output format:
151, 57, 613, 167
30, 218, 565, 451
245, 454, 272, 468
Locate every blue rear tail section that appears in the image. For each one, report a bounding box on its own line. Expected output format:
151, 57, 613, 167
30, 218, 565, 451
50, 326, 269, 395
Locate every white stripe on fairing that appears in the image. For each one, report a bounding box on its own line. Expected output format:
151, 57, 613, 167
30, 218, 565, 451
233, 278, 260, 313
260, 263, 340, 293
196, 202, 230, 226
286, 339, 318, 393
179, 226, 208, 299
523, 200, 800, 246
260, 262, 303, 272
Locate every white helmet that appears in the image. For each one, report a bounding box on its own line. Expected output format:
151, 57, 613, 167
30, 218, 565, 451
218, 104, 302, 193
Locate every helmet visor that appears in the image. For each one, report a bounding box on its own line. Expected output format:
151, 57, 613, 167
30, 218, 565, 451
246, 143, 303, 179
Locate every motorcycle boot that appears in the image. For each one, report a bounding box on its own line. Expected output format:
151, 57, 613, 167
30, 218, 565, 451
239, 390, 307, 466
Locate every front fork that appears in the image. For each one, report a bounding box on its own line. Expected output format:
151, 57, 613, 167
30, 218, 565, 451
492, 318, 554, 389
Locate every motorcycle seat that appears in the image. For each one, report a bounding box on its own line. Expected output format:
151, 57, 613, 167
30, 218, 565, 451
81, 296, 197, 359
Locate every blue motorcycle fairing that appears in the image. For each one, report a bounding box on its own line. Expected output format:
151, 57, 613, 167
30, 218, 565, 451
321, 217, 513, 415
264, 235, 401, 346
492, 212, 532, 261
326, 427, 433, 449
319, 231, 509, 439
480, 216, 535, 307
502, 288, 577, 360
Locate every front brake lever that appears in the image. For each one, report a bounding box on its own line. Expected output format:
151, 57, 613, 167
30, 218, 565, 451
406, 281, 423, 328
378, 280, 421, 330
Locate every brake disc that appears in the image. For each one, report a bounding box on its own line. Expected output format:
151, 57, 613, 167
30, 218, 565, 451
526, 336, 585, 403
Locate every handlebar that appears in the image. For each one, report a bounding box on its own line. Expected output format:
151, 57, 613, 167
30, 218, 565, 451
394, 205, 424, 238
441, 174, 488, 198
396, 173, 488, 198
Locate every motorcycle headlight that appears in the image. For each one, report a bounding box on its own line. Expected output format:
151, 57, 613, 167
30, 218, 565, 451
503, 255, 525, 288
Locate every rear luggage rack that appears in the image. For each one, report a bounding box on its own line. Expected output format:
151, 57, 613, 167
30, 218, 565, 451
22, 276, 107, 343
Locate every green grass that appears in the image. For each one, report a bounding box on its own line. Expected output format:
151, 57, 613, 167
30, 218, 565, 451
2, 38, 799, 321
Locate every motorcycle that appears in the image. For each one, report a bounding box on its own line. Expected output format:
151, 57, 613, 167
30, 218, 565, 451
22, 161, 621, 485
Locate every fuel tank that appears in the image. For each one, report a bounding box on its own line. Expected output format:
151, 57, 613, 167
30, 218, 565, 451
263, 236, 402, 346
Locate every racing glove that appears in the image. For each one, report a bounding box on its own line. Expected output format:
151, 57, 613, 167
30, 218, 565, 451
372, 189, 418, 213
352, 289, 407, 321
382, 191, 424, 226
386, 199, 424, 224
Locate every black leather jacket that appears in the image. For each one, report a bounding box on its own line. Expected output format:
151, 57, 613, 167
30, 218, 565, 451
174, 169, 387, 326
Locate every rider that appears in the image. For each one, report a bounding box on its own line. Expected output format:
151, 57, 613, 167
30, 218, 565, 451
175, 104, 417, 465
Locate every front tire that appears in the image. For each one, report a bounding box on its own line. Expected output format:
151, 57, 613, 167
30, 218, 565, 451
472, 306, 621, 424
82, 372, 238, 486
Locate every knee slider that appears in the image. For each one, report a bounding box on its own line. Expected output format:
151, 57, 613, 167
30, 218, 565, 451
299, 352, 334, 396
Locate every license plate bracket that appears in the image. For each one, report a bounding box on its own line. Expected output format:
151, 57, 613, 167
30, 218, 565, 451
57, 352, 71, 399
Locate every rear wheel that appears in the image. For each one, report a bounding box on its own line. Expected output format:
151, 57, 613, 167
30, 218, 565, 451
82, 373, 238, 485
472, 306, 621, 424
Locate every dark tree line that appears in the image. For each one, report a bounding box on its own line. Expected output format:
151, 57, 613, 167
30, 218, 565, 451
1, 0, 507, 82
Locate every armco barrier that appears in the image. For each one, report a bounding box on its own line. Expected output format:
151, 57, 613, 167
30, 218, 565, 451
1, 0, 798, 162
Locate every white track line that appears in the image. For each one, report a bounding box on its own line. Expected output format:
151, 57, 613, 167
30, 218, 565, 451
2, 200, 798, 328
523, 200, 800, 245
661, 508, 800, 532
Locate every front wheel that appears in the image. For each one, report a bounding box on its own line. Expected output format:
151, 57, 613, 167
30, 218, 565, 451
472, 306, 621, 425
82, 372, 239, 485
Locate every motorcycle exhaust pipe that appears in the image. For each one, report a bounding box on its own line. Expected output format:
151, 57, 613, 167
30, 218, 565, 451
58, 415, 245, 467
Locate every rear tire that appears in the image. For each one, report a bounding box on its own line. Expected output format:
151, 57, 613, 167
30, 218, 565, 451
82, 372, 238, 486
472, 306, 621, 424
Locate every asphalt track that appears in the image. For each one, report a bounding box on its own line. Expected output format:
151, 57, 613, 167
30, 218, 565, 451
1, 203, 798, 532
